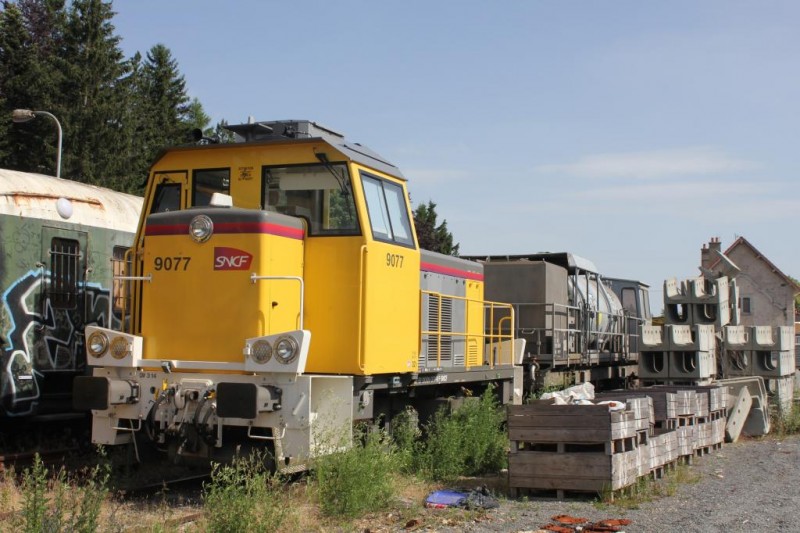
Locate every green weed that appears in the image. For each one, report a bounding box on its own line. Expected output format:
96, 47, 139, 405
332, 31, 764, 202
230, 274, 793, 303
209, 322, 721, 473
396, 386, 507, 482
203, 452, 291, 533
17, 453, 109, 533
771, 401, 800, 436
313, 426, 399, 519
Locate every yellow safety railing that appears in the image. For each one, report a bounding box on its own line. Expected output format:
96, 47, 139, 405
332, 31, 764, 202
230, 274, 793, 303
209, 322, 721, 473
420, 289, 515, 370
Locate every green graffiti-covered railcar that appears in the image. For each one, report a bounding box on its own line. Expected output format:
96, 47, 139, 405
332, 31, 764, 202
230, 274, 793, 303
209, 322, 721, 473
0, 169, 142, 419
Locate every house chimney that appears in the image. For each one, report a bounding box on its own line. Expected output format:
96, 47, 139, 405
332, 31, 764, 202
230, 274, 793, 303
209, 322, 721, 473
701, 237, 722, 270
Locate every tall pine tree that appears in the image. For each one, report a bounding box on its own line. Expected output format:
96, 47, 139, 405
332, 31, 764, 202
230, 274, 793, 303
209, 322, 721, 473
59, 0, 128, 187
0, 0, 214, 191
142, 44, 190, 149
0, 0, 65, 174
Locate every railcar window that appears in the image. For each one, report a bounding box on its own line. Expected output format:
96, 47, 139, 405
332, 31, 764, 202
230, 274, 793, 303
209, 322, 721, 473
621, 288, 637, 315
49, 238, 81, 309
361, 173, 414, 247
261, 164, 360, 236
111, 246, 130, 319
193, 169, 230, 206
150, 183, 181, 213
639, 288, 652, 319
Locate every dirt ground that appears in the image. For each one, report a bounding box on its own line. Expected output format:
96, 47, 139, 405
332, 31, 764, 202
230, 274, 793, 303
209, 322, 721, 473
420, 434, 800, 533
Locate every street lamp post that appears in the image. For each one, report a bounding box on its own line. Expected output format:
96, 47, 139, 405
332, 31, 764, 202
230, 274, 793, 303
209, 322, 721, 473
11, 109, 63, 179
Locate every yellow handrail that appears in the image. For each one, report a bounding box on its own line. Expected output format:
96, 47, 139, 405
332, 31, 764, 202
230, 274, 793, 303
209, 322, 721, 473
420, 289, 515, 370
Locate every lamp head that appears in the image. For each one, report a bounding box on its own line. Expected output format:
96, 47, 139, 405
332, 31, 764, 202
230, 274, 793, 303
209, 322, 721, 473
11, 109, 36, 123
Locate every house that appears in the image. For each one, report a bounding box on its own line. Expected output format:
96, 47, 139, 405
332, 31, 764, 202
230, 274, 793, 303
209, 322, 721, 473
701, 236, 800, 328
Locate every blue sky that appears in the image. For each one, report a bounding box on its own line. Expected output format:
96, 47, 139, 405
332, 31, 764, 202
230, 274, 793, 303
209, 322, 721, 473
112, 1, 799, 306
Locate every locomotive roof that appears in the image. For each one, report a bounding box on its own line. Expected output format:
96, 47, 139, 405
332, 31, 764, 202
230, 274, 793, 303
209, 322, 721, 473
0, 168, 142, 232
154, 119, 405, 181
461, 252, 600, 274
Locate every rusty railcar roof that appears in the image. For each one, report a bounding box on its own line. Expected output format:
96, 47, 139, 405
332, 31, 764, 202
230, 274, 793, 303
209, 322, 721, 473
0, 169, 142, 232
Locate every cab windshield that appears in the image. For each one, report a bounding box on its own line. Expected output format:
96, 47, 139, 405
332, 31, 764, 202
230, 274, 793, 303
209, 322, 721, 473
262, 164, 360, 236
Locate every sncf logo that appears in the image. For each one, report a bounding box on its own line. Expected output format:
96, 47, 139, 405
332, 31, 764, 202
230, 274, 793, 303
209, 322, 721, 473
214, 247, 253, 271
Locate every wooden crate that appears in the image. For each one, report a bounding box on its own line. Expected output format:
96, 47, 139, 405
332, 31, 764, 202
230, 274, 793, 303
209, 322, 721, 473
507, 401, 643, 496
508, 448, 640, 493
507, 402, 639, 446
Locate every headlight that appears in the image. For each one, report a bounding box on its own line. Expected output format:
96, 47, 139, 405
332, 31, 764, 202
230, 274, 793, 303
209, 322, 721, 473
87, 332, 109, 357
250, 340, 273, 364
274, 336, 298, 364
109, 337, 130, 359
189, 215, 213, 243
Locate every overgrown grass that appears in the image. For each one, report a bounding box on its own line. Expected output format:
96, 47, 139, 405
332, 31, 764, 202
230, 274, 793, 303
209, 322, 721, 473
395, 387, 507, 483
771, 401, 800, 436
13, 453, 109, 533
312, 427, 400, 519
0, 388, 509, 529
203, 452, 292, 533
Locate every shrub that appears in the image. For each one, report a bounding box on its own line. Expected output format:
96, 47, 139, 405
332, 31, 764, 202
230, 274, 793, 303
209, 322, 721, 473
772, 402, 800, 436
391, 406, 422, 471
313, 427, 399, 518
17, 453, 108, 533
203, 453, 291, 533
398, 386, 507, 482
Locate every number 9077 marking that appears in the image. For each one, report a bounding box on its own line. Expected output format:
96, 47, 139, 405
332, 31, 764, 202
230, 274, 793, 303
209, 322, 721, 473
386, 253, 404, 268
154, 256, 191, 271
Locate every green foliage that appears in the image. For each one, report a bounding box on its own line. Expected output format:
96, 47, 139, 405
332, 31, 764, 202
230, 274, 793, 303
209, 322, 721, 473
185, 96, 212, 135
0, 0, 213, 194
313, 427, 399, 518
772, 402, 800, 436
17, 453, 109, 533
395, 387, 507, 482
203, 453, 291, 533
789, 276, 800, 312
391, 406, 422, 471
413, 200, 460, 255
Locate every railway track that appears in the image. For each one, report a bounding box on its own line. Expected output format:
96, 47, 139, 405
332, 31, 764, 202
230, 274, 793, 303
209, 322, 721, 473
0, 446, 81, 472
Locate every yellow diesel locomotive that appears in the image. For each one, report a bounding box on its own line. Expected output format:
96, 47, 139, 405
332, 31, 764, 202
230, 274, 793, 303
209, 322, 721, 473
74, 120, 521, 469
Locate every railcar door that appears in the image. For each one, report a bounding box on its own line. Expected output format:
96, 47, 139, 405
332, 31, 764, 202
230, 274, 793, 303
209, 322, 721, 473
37, 227, 88, 413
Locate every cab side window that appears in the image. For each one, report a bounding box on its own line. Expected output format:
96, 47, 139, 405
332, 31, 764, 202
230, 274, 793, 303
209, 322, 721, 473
193, 169, 230, 206
360, 172, 414, 248
150, 183, 181, 214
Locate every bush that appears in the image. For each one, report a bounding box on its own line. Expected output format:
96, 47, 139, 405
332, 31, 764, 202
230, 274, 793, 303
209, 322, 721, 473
203, 453, 291, 533
313, 427, 399, 518
396, 386, 507, 482
17, 453, 108, 533
391, 406, 422, 471
772, 402, 800, 436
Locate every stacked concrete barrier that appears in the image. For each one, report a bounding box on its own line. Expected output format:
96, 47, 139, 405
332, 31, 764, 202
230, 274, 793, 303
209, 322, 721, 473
663, 277, 730, 329
722, 325, 794, 411
639, 324, 716, 385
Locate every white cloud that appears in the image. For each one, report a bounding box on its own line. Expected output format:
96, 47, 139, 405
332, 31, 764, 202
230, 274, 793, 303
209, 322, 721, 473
573, 180, 765, 201
535, 147, 758, 180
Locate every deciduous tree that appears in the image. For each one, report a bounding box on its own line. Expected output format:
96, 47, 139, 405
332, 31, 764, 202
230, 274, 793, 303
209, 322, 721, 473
413, 200, 460, 256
